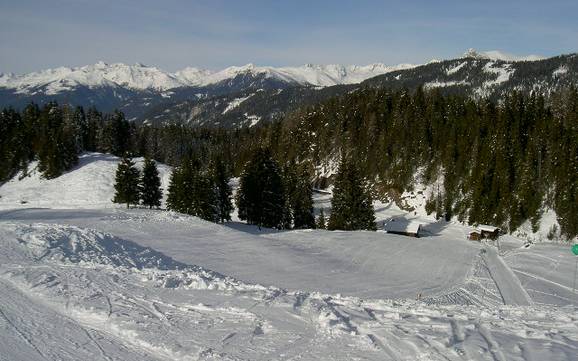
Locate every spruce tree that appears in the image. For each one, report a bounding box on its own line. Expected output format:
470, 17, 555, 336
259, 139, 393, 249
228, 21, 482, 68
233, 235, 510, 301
328, 156, 376, 231
236, 148, 285, 229
113, 155, 141, 208
211, 156, 233, 222
140, 157, 163, 209
166, 157, 219, 222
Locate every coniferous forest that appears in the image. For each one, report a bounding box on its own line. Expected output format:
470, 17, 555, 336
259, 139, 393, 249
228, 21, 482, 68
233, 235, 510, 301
1, 86, 577, 237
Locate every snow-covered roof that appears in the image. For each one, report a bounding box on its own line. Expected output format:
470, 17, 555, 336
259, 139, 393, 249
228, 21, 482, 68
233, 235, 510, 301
477, 224, 499, 232
385, 220, 422, 234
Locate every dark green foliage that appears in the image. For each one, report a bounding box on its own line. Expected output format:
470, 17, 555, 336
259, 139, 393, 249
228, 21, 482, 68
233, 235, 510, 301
0, 102, 141, 181
210, 156, 233, 222
36, 102, 78, 179
101, 110, 134, 156
166, 157, 219, 222
140, 157, 163, 209
113, 155, 141, 208
328, 157, 376, 231
0, 108, 28, 182
236, 148, 286, 229
269, 88, 577, 238
283, 163, 315, 229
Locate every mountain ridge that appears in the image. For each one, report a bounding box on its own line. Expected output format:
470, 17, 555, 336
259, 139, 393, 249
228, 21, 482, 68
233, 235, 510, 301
1, 50, 576, 128
0, 61, 416, 94
0, 48, 546, 94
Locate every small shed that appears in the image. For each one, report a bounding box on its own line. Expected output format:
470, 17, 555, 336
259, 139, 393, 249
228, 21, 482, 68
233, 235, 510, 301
469, 225, 500, 241
385, 220, 423, 238
478, 225, 500, 240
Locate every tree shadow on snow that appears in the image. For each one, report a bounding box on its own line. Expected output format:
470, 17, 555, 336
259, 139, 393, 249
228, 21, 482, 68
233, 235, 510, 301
420, 220, 452, 237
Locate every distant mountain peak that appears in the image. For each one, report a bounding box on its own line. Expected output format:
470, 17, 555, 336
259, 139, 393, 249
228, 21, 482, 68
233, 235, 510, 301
461, 48, 544, 62
463, 48, 483, 59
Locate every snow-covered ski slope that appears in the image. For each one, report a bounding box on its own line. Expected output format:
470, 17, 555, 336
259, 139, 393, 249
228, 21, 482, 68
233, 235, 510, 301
1, 153, 578, 360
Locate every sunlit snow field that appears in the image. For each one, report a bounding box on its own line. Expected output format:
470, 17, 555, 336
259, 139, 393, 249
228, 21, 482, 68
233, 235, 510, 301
0, 153, 577, 360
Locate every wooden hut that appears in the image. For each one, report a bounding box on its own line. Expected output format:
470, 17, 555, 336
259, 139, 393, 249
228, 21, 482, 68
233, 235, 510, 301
478, 225, 500, 240
469, 225, 500, 241
468, 230, 482, 241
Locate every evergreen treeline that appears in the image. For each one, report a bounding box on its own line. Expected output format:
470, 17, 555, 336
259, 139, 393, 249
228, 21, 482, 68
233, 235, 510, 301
2, 87, 577, 237
1, 102, 136, 181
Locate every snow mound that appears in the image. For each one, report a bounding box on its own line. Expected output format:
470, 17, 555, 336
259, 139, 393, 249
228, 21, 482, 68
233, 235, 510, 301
2, 222, 184, 270
0, 152, 172, 209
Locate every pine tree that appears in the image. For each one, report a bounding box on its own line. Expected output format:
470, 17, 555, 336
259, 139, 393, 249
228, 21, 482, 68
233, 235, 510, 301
328, 156, 376, 231
140, 157, 163, 209
236, 148, 286, 229
316, 209, 327, 229
211, 156, 233, 222
113, 155, 141, 208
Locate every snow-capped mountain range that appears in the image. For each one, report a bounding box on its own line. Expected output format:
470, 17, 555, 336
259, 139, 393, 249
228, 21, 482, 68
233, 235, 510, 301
0, 61, 416, 95
0, 49, 545, 95
1, 49, 575, 128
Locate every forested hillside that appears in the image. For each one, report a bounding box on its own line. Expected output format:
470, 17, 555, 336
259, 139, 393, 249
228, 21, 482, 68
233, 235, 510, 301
269, 87, 578, 237
2, 86, 577, 238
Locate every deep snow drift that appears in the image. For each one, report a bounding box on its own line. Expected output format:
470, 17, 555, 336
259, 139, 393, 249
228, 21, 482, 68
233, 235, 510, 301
1, 153, 578, 360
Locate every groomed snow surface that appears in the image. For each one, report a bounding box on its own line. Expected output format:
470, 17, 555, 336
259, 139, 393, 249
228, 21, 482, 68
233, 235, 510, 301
1, 153, 577, 360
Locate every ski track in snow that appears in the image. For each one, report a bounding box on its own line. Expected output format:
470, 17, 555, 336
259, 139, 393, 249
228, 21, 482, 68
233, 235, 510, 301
482, 247, 533, 306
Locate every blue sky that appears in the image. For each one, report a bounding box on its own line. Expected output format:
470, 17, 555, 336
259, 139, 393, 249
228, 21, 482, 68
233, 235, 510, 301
1, 0, 577, 73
